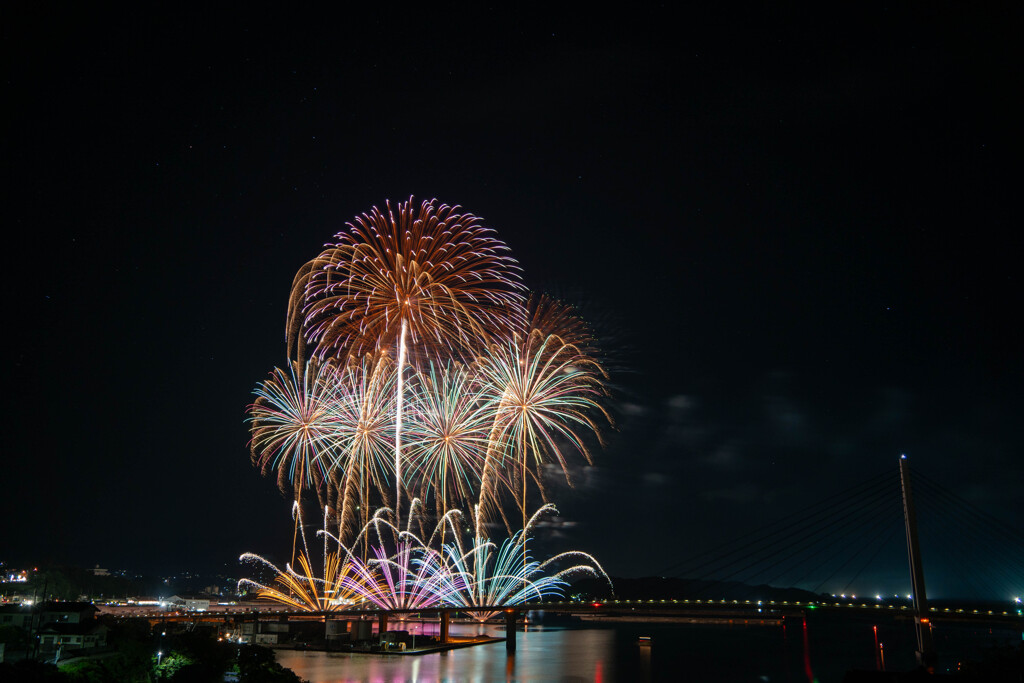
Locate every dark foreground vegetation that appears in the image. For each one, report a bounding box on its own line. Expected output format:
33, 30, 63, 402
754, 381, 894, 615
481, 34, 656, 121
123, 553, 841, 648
0, 618, 306, 683
1, 566, 146, 604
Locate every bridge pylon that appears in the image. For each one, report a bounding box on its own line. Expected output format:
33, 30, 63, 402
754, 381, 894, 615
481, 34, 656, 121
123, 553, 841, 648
899, 454, 936, 670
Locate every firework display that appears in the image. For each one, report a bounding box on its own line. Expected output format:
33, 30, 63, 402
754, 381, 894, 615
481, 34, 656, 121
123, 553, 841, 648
240, 501, 609, 616
248, 359, 340, 502
436, 504, 609, 621
243, 197, 612, 613
287, 198, 524, 363
405, 360, 495, 519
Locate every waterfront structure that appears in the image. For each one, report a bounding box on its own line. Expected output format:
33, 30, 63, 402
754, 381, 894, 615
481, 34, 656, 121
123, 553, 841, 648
164, 595, 212, 612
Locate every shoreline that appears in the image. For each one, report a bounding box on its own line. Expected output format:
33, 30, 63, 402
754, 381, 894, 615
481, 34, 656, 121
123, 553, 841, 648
274, 635, 505, 657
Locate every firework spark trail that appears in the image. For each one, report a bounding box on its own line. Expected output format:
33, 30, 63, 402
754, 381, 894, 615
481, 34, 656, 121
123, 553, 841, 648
471, 295, 611, 533
239, 500, 366, 612
524, 294, 599, 357
239, 501, 610, 615
288, 197, 525, 528
435, 504, 610, 620
240, 501, 453, 612
245, 199, 615, 614
248, 359, 341, 502
323, 353, 397, 541
291, 198, 525, 362
406, 361, 498, 519
437, 528, 564, 619
238, 550, 363, 612
477, 331, 610, 534
394, 319, 408, 521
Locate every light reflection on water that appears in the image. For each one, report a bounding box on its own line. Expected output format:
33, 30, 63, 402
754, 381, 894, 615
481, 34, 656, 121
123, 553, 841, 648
274, 617, 1019, 683
275, 624, 611, 683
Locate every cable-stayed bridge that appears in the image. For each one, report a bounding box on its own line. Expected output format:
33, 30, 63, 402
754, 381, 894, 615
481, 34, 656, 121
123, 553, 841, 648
654, 455, 1023, 668
658, 459, 1022, 605
106, 458, 1022, 662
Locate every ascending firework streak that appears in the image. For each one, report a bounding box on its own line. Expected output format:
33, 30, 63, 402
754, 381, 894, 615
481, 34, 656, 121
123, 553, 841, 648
237, 543, 369, 613
323, 353, 398, 545
239, 502, 363, 611
288, 197, 525, 524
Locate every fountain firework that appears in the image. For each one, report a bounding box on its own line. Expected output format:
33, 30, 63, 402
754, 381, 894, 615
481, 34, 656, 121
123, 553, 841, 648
239, 500, 609, 616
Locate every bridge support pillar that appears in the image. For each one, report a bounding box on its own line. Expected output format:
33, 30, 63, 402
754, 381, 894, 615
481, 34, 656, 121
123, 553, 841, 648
504, 609, 517, 653
899, 455, 936, 670
378, 613, 388, 638
439, 611, 450, 643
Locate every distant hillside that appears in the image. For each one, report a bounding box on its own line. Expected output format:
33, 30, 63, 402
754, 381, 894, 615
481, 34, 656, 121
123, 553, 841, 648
570, 576, 824, 603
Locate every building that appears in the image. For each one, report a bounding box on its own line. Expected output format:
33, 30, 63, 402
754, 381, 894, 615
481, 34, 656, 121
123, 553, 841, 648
39, 601, 98, 624
164, 595, 211, 612
0, 604, 34, 630
36, 622, 108, 653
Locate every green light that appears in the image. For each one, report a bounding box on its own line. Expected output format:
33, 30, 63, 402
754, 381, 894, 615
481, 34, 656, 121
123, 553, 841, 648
808, 605, 817, 610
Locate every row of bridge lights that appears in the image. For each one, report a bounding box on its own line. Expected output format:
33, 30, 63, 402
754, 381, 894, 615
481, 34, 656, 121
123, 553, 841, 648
125, 597, 1022, 618
555, 598, 1019, 617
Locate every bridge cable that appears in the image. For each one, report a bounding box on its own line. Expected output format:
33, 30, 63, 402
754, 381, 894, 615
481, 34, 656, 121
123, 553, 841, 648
914, 484, 1023, 598
787, 494, 902, 592
677, 478, 895, 587
661, 468, 897, 580
915, 480, 1023, 596
682, 478, 897, 591
914, 492, 995, 598
748, 482, 899, 589
745, 485, 897, 589
914, 471, 1024, 546
837, 522, 902, 596
913, 475, 1024, 578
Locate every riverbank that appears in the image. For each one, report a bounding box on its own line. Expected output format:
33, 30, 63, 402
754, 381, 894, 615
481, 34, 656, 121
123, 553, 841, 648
275, 634, 504, 656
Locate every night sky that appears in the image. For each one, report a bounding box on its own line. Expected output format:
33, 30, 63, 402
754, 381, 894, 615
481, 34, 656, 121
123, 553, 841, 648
4, 5, 1021, 599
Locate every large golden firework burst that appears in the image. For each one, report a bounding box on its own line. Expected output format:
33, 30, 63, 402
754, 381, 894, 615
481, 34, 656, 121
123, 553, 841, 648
287, 196, 525, 365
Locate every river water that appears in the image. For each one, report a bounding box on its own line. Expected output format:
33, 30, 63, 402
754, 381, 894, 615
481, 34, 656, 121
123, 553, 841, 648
274, 614, 1020, 682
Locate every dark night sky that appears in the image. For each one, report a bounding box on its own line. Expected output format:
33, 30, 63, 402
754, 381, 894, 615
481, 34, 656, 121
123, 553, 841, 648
4, 5, 1022, 599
